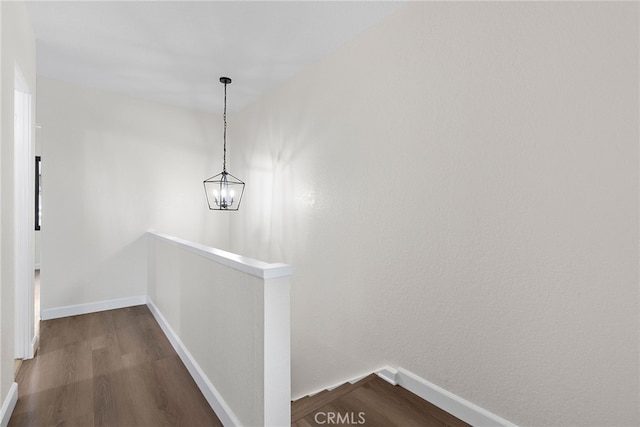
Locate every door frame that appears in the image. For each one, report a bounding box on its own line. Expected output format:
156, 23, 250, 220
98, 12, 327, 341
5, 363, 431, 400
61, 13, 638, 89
14, 66, 36, 360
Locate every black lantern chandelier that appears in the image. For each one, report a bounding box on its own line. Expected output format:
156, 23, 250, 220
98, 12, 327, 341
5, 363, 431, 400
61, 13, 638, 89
203, 77, 245, 211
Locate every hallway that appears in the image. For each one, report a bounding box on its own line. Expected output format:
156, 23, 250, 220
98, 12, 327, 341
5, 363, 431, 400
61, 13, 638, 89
9, 306, 221, 426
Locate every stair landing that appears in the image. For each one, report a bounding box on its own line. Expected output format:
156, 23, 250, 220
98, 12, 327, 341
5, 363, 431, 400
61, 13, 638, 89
291, 374, 470, 426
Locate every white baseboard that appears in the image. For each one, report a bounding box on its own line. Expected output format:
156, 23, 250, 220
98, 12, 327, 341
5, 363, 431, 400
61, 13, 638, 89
146, 298, 240, 427
0, 382, 18, 427
41, 295, 147, 320
29, 334, 39, 359
377, 366, 516, 427
376, 366, 398, 385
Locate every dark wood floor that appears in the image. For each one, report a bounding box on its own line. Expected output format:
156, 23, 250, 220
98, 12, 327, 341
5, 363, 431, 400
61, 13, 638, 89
12, 304, 469, 427
9, 305, 222, 427
292, 374, 470, 427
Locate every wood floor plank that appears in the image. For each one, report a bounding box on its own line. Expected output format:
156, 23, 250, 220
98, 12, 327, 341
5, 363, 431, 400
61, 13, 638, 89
115, 310, 172, 362
9, 305, 222, 427
111, 305, 140, 331
153, 355, 223, 426
92, 346, 123, 427
38, 316, 72, 355
291, 374, 377, 422
52, 381, 95, 426
293, 418, 315, 427
119, 358, 178, 427
347, 377, 467, 426
50, 341, 94, 424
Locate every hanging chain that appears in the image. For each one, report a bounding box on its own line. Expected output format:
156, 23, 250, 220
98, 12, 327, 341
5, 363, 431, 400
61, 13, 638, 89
222, 81, 228, 173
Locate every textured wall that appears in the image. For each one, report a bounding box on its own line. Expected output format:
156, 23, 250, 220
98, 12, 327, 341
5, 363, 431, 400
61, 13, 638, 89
222, 3, 639, 425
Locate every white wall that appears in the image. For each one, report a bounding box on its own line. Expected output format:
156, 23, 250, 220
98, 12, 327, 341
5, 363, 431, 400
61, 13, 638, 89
0, 0, 35, 407
37, 77, 228, 311
223, 3, 639, 426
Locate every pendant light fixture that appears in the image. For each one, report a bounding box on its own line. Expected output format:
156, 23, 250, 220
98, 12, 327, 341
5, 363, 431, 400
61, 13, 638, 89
203, 77, 245, 211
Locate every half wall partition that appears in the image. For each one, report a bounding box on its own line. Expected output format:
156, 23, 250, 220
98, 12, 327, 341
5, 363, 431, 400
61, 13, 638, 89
147, 232, 292, 426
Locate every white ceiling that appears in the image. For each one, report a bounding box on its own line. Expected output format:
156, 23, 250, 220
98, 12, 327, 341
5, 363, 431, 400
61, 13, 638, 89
26, 1, 405, 113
